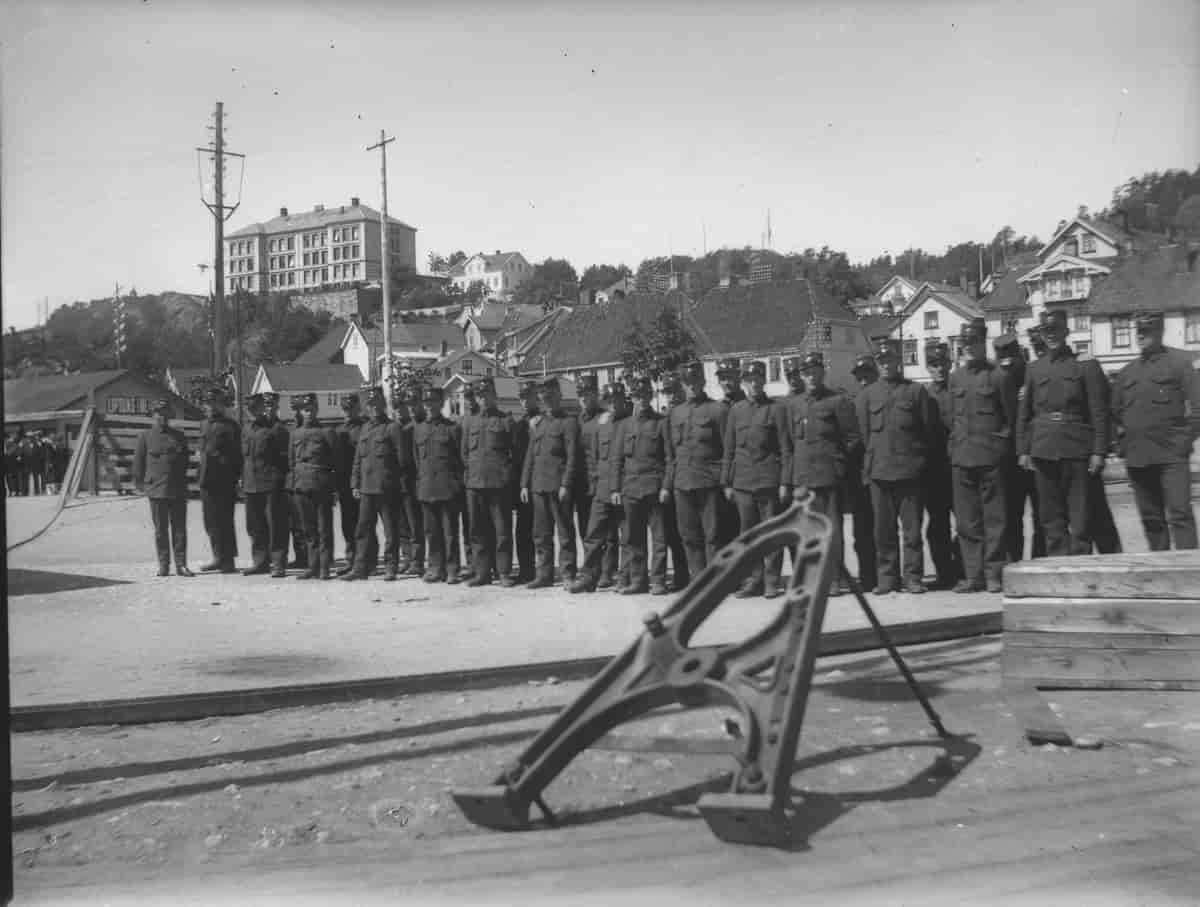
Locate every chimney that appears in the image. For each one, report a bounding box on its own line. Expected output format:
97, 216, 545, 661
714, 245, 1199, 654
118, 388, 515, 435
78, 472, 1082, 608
495, 250, 501, 256
351, 197, 360, 207
280, 207, 289, 217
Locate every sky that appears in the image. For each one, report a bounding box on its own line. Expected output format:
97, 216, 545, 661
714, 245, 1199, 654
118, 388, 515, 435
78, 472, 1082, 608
2, 0, 1198, 330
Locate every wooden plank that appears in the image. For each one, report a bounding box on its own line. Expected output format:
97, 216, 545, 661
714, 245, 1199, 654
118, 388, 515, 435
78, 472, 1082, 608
1001, 678, 1200, 692
1005, 631, 1200, 650
1003, 646, 1200, 684
1004, 598, 1200, 635
1003, 552, 1200, 600
1004, 681, 1073, 746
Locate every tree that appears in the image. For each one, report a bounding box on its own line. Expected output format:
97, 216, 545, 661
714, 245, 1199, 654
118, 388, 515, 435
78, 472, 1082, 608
511, 257, 579, 309
427, 250, 468, 273
1177, 194, 1200, 238
579, 263, 631, 293
621, 308, 696, 380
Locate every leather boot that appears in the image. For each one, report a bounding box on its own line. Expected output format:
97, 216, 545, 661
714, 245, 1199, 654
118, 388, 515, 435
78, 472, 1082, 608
176, 563, 195, 577
527, 569, 554, 589
157, 562, 170, 577
569, 572, 596, 594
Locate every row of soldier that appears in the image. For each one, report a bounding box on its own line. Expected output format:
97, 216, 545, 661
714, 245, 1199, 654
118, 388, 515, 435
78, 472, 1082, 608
5, 429, 70, 497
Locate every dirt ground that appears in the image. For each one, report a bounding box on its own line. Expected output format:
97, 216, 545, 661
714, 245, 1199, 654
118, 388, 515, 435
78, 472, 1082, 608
12, 637, 1200, 903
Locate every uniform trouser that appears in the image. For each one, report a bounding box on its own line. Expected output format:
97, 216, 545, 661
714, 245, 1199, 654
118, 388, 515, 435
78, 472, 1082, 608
733, 489, 783, 590
1128, 462, 1198, 552
1003, 459, 1045, 561
337, 486, 360, 563
458, 491, 473, 570
924, 460, 961, 584
717, 493, 740, 547
390, 491, 424, 567
469, 487, 513, 580
849, 478, 878, 589
421, 498, 461, 578
289, 491, 307, 565
952, 464, 1008, 584
579, 495, 622, 582
354, 493, 396, 574
1089, 474, 1122, 554
31, 466, 44, 495
674, 487, 723, 580
870, 479, 923, 588
245, 489, 289, 570
296, 490, 334, 571
622, 494, 668, 588
201, 489, 237, 565
575, 488, 593, 552
532, 491, 577, 576
807, 486, 843, 581
661, 493, 690, 587
513, 485, 535, 578
149, 497, 187, 567
1032, 458, 1091, 557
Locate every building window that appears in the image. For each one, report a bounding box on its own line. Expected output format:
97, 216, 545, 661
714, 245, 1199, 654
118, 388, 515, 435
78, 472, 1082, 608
352, 263, 359, 278
1071, 275, 1086, 298
1064, 239, 1079, 257
288, 254, 295, 267
462, 359, 473, 374
485, 367, 493, 377
1082, 235, 1096, 254
902, 338, 918, 366
333, 247, 341, 261
322, 269, 329, 282
320, 251, 328, 265
333, 229, 341, 242
351, 244, 359, 258
1072, 312, 1090, 332
1186, 313, 1200, 344
1046, 276, 1062, 300
1075, 340, 1091, 358
287, 237, 294, 250
769, 357, 781, 382
450, 399, 461, 416
1112, 316, 1131, 348
287, 272, 295, 286
350, 227, 359, 241
923, 311, 938, 331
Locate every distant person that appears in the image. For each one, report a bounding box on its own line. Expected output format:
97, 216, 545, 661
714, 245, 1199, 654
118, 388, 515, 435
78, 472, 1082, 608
612, 376, 671, 595
657, 372, 690, 591
241, 392, 290, 577
197, 385, 242, 572
521, 379, 580, 589
291, 393, 339, 580
846, 355, 880, 592
132, 398, 193, 577
923, 341, 962, 589
414, 384, 464, 584
461, 377, 517, 588
333, 392, 371, 576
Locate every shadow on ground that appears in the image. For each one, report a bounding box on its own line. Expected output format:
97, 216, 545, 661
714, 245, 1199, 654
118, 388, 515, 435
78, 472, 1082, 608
7, 569, 132, 597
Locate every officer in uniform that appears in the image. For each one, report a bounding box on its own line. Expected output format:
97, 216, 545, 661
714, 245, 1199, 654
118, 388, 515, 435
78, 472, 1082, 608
571, 382, 629, 593
344, 386, 409, 581
612, 375, 671, 595
511, 379, 541, 583
4, 432, 19, 497
667, 361, 729, 581
521, 379, 581, 589
715, 357, 745, 547
575, 374, 603, 550
414, 384, 464, 583
997, 331, 1045, 561
923, 341, 962, 589
1111, 311, 1200, 550
390, 385, 423, 578
856, 339, 935, 595
658, 372, 690, 591
334, 391, 371, 576
787, 352, 859, 595
284, 396, 310, 571
133, 398, 193, 577
949, 319, 1014, 593
198, 384, 242, 572
458, 383, 481, 582
721, 360, 792, 598
846, 354, 880, 591
461, 377, 518, 588
1017, 309, 1110, 556
240, 392, 291, 577
289, 393, 338, 579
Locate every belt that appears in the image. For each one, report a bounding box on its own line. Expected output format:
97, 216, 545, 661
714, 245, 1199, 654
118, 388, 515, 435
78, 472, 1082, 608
1042, 411, 1081, 423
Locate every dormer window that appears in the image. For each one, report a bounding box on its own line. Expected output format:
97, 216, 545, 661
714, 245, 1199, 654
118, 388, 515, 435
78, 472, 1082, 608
1064, 238, 1078, 257
1082, 235, 1096, 254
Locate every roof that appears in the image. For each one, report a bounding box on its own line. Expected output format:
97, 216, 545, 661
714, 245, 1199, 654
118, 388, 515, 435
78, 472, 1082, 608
467, 251, 526, 272
5, 369, 129, 413
857, 314, 903, 340
900, 285, 984, 322
1018, 253, 1111, 283
431, 348, 512, 378
229, 203, 415, 238
465, 303, 543, 335
293, 320, 349, 365
258, 364, 364, 392
978, 255, 1039, 313
689, 280, 852, 356
871, 275, 920, 300
354, 321, 464, 355
1087, 244, 1200, 315
164, 367, 213, 390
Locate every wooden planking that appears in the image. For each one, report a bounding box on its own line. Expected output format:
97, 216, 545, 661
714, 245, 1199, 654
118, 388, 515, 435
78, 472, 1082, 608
1003, 552, 1200, 600
1003, 645, 1200, 684
1004, 631, 1200, 650
1004, 598, 1200, 635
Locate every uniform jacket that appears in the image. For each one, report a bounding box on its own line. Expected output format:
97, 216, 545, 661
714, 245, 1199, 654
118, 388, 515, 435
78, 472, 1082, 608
589, 411, 627, 500
1111, 345, 1200, 468
611, 408, 669, 499
522, 409, 580, 494
462, 408, 517, 490
786, 388, 860, 489
1017, 347, 1109, 460
721, 395, 792, 491
290, 425, 339, 494
352, 418, 413, 495
334, 417, 366, 490
197, 415, 242, 492
414, 416, 464, 501
926, 381, 953, 466
133, 423, 190, 499
283, 417, 304, 492
577, 406, 604, 495
856, 377, 936, 483
241, 417, 290, 493
948, 360, 1016, 468
666, 396, 728, 491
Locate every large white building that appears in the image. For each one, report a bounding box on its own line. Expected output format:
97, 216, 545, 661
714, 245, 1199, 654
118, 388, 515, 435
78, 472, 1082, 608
886, 282, 985, 380
449, 251, 533, 300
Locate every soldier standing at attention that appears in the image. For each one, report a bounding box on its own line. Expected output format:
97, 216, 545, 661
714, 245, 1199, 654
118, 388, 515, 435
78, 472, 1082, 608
574, 375, 603, 551
396, 386, 426, 578
284, 396, 310, 572
522, 379, 580, 589
240, 392, 291, 578
997, 332, 1045, 561
511, 380, 541, 583
334, 392, 370, 577
846, 354, 880, 592
414, 384, 464, 584
657, 373, 691, 591
461, 377, 517, 588
787, 352, 859, 596
198, 385, 242, 573
856, 340, 935, 595
612, 376, 671, 595
923, 342, 962, 590
457, 384, 480, 582
1017, 309, 1110, 556
133, 398, 193, 577
715, 357, 745, 547
949, 319, 1014, 593
667, 361, 729, 581
290, 393, 338, 580
345, 387, 407, 581
571, 382, 630, 593
721, 360, 792, 599
1111, 311, 1200, 551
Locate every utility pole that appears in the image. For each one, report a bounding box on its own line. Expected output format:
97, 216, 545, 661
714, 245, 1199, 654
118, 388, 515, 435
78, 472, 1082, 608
197, 101, 244, 376
367, 130, 396, 396
113, 283, 124, 369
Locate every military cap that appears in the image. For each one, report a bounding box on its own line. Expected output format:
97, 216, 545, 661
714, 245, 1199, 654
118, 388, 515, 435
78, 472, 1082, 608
716, 357, 741, 378
538, 378, 560, 393
852, 353, 880, 375
874, 339, 902, 361
602, 382, 627, 401
630, 376, 654, 398
992, 333, 1020, 364
294, 392, 317, 410
262, 391, 279, 407
960, 317, 988, 343
289, 395, 305, 411
782, 356, 804, 376
680, 361, 707, 384
1041, 309, 1068, 336
339, 392, 359, 408
925, 342, 951, 367
800, 351, 825, 371
472, 377, 494, 395
576, 374, 599, 394
1135, 312, 1165, 333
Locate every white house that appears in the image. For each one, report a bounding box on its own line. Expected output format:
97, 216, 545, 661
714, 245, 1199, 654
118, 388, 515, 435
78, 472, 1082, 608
338, 318, 465, 383
250, 364, 364, 422
450, 251, 534, 300
887, 283, 985, 380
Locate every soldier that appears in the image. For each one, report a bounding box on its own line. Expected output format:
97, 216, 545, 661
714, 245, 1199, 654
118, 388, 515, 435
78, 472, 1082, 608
390, 385, 423, 578
1111, 312, 1200, 551
721, 360, 792, 598
284, 396, 310, 572
132, 398, 193, 577
197, 385, 242, 573
571, 382, 629, 593
856, 340, 935, 595
290, 393, 338, 579
923, 341, 962, 589
715, 357, 745, 547
521, 379, 580, 588
575, 374, 603, 550
998, 331, 1045, 561
461, 377, 518, 588
846, 354, 880, 592
787, 352, 859, 596
511, 379, 541, 583
334, 392, 371, 576
26, 430, 46, 495
949, 319, 1014, 593
612, 376, 671, 595
239, 392, 290, 577
5, 432, 20, 497
1017, 309, 1110, 556
658, 373, 690, 591
457, 384, 480, 582
413, 384, 464, 583
345, 386, 411, 581
667, 361, 729, 581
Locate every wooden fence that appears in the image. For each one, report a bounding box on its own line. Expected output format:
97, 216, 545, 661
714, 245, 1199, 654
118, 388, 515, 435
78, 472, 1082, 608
91, 414, 206, 496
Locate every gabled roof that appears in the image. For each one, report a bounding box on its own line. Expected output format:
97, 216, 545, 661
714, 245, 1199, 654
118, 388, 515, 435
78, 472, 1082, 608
1039, 216, 1123, 258
899, 284, 984, 322
689, 280, 852, 356
164, 366, 213, 391
978, 255, 1039, 313
257, 364, 363, 392
1087, 244, 1200, 315
467, 303, 545, 335
858, 314, 903, 340
294, 319, 349, 365
1018, 253, 1111, 283
431, 347, 511, 378
351, 320, 464, 355
229, 203, 414, 238
5, 370, 129, 413
871, 275, 921, 301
